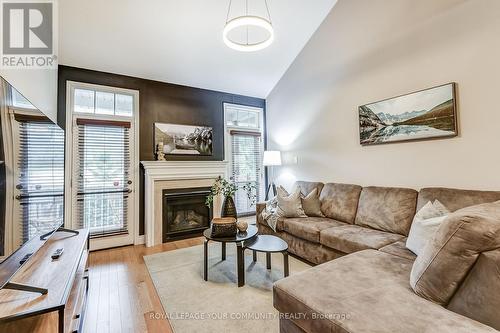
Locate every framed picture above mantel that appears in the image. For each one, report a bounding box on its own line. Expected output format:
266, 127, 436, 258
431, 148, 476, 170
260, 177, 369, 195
359, 82, 458, 145
154, 123, 213, 158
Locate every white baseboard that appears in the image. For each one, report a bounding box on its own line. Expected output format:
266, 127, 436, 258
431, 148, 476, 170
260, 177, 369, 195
135, 235, 145, 245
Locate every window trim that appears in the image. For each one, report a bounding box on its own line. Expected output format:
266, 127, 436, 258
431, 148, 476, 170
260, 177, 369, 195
65, 81, 140, 250
0, 82, 15, 257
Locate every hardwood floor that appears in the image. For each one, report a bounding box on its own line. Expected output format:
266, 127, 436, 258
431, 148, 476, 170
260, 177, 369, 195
85, 237, 204, 333
84, 216, 255, 333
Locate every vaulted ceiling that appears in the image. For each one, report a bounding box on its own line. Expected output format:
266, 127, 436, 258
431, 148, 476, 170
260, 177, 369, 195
59, 0, 336, 98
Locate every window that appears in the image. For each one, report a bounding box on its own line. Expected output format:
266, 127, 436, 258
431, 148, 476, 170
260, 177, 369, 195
67, 82, 138, 249
231, 131, 262, 215
75, 119, 130, 237
11, 89, 36, 109
74, 88, 134, 117
225, 106, 260, 128
224, 104, 264, 216
17, 120, 64, 241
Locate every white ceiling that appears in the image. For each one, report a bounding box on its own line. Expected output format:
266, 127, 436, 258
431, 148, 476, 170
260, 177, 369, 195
59, 0, 336, 98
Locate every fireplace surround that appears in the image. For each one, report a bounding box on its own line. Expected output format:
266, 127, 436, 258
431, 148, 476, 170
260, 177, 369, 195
141, 161, 228, 247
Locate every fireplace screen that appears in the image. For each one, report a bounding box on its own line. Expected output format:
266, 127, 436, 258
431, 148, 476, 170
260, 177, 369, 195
163, 187, 212, 241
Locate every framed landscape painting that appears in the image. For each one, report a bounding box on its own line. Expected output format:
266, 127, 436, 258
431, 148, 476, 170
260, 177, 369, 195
154, 123, 213, 155
359, 83, 457, 145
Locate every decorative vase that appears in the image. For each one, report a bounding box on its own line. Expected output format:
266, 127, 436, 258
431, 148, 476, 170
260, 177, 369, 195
221, 195, 237, 220
236, 221, 248, 232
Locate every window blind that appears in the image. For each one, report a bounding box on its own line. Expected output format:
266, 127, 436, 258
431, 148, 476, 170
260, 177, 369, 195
17, 120, 65, 242
230, 131, 262, 215
75, 119, 131, 238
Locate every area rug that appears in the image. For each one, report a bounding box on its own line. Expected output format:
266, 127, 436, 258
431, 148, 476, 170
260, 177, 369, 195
144, 242, 311, 333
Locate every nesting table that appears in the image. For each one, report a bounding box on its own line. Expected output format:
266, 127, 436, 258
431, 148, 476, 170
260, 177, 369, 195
244, 235, 289, 278
203, 225, 258, 287
203, 225, 289, 287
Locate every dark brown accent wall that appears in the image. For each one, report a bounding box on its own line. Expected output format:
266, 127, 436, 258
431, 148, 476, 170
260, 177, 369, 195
58, 65, 266, 235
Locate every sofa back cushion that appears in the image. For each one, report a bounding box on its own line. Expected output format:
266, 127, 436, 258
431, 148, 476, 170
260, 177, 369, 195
293, 181, 324, 197
410, 201, 500, 306
355, 186, 417, 235
319, 183, 362, 223
446, 249, 500, 330
417, 187, 500, 212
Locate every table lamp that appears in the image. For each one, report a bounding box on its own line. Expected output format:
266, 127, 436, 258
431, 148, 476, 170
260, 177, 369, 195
263, 150, 282, 200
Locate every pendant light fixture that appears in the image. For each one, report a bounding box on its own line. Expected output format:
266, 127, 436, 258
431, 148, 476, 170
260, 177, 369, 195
223, 0, 274, 52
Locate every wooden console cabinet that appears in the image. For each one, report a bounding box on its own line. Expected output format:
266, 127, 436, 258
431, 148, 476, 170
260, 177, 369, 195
0, 229, 89, 333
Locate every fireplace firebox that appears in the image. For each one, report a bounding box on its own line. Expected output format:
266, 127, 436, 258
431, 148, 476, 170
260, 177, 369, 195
162, 187, 213, 241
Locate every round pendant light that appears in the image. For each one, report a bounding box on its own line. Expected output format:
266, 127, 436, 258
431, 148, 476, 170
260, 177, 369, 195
223, 0, 274, 52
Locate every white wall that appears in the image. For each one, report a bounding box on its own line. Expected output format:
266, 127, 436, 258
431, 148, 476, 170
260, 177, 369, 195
266, 0, 500, 191
0, 0, 59, 123
0, 69, 58, 123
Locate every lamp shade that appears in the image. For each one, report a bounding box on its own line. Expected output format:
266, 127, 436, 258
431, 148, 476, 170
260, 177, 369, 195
263, 150, 282, 166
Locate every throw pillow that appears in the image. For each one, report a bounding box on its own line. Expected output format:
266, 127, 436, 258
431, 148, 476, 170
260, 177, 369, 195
277, 185, 289, 197
406, 215, 448, 256
414, 200, 449, 220
432, 200, 449, 216
301, 188, 324, 217
276, 187, 307, 218
406, 200, 450, 255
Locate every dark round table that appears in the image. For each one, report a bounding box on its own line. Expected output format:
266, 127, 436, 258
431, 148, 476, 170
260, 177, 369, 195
203, 225, 258, 287
244, 235, 289, 277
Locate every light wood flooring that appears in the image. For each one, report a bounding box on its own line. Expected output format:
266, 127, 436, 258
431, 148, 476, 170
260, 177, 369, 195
84, 216, 256, 333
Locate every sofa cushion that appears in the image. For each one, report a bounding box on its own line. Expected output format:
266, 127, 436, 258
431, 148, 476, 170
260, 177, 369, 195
294, 181, 324, 197
379, 239, 417, 261
283, 217, 346, 243
273, 250, 496, 333
319, 183, 362, 223
417, 187, 500, 212
410, 200, 500, 305
447, 249, 500, 331
355, 186, 418, 236
320, 225, 403, 253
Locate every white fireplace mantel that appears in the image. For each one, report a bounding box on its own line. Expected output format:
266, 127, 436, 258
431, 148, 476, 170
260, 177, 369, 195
141, 160, 228, 247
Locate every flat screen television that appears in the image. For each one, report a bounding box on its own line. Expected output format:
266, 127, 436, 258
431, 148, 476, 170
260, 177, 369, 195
0, 77, 66, 293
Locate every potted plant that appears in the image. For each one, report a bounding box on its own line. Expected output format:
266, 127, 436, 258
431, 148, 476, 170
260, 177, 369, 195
205, 176, 257, 220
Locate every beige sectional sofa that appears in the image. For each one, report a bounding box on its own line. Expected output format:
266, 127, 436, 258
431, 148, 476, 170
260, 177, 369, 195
256, 181, 500, 333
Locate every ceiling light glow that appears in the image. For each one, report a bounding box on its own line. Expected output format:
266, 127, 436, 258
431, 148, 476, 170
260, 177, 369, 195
223, 16, 274, 52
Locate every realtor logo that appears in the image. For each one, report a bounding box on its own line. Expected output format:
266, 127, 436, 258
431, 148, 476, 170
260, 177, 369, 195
1, 0, 57, 68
